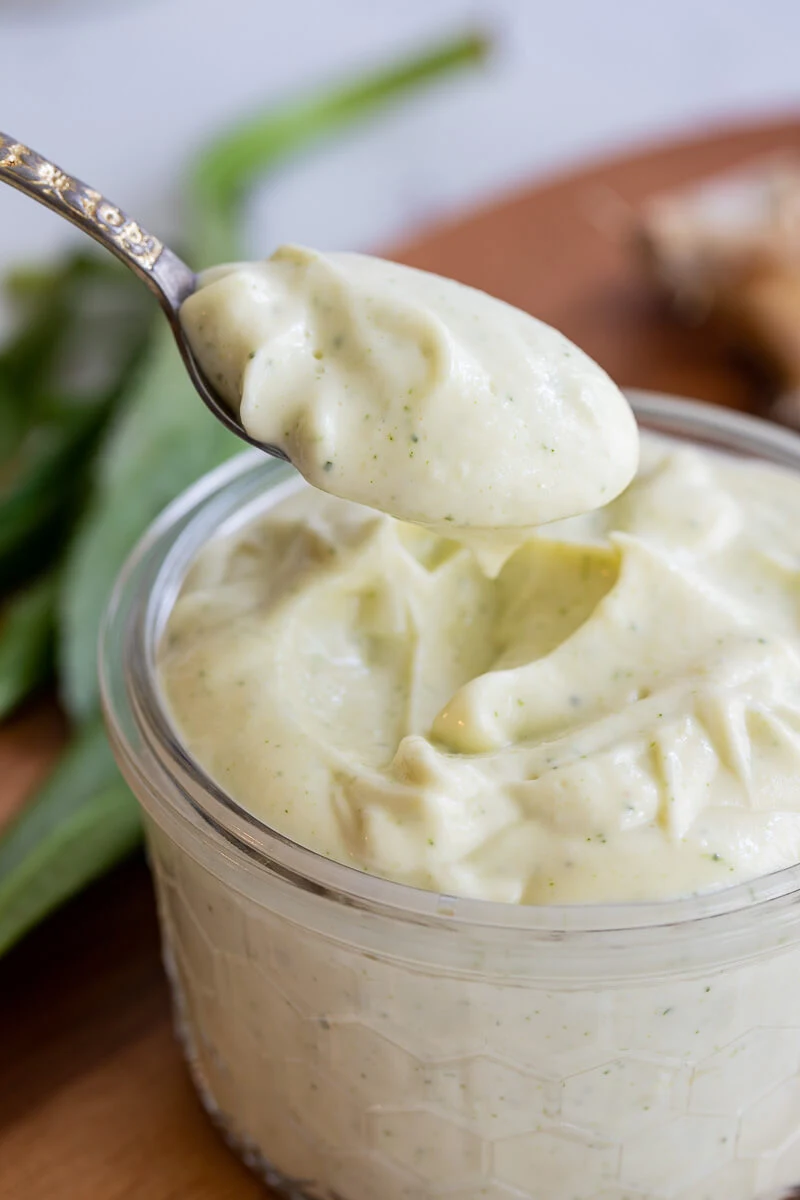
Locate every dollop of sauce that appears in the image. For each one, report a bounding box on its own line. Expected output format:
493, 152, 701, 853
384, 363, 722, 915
159, 432, 800, 904
180, 244, 638, 568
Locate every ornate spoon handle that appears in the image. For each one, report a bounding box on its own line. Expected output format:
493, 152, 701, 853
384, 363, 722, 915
0, 132, 195, 312
0, 131, 287, 456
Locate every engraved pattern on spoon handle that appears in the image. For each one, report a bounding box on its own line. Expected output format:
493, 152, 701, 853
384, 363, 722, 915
0, 133, 163, 267
0, 132, 195, 310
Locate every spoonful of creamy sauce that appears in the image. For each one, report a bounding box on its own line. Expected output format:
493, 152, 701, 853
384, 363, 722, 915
0, 137, 637, 558
180, 245, 639, 562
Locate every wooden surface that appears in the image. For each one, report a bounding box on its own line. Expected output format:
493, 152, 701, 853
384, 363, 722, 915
3, 114, 800, 1199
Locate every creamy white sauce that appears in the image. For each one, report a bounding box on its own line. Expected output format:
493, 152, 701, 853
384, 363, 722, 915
160, 436, 800, 904
180, 244, 638, 569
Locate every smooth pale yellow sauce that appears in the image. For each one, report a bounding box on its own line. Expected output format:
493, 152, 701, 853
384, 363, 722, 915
169, 249, 800, 904
180, 244, 638, 572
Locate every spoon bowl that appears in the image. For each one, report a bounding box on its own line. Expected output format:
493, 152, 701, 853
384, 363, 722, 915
0, 133, 288, 460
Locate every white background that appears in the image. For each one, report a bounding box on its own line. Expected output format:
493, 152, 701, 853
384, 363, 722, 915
1, 0, 799, 273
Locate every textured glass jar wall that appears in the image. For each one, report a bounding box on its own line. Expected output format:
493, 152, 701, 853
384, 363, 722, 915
102, 395, 800, 1200
142, 813, 800, 1200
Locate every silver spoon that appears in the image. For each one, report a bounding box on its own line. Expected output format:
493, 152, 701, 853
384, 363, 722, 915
0, 132, 288, 460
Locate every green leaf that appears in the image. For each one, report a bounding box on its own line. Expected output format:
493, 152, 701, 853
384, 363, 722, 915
0, 258, 76, 414
188, 30, 488, 268
0, 574, 56, 720
59, 30, 486, 720
58, 328, 237, 718
0, 252, 143, 424
0, 411, 100, 590
0, 720, 140, 956
0, 252, 154, 589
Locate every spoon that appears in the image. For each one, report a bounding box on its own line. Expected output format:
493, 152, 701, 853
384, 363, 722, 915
0, 132, 287, 460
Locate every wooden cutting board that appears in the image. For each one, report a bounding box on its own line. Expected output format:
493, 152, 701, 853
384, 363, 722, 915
2, 115, 800, 1199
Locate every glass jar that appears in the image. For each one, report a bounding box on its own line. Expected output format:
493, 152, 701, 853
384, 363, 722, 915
100, 393, 800, 1200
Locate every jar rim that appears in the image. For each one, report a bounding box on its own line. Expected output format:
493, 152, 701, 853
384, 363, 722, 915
100, 391, 800, 936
